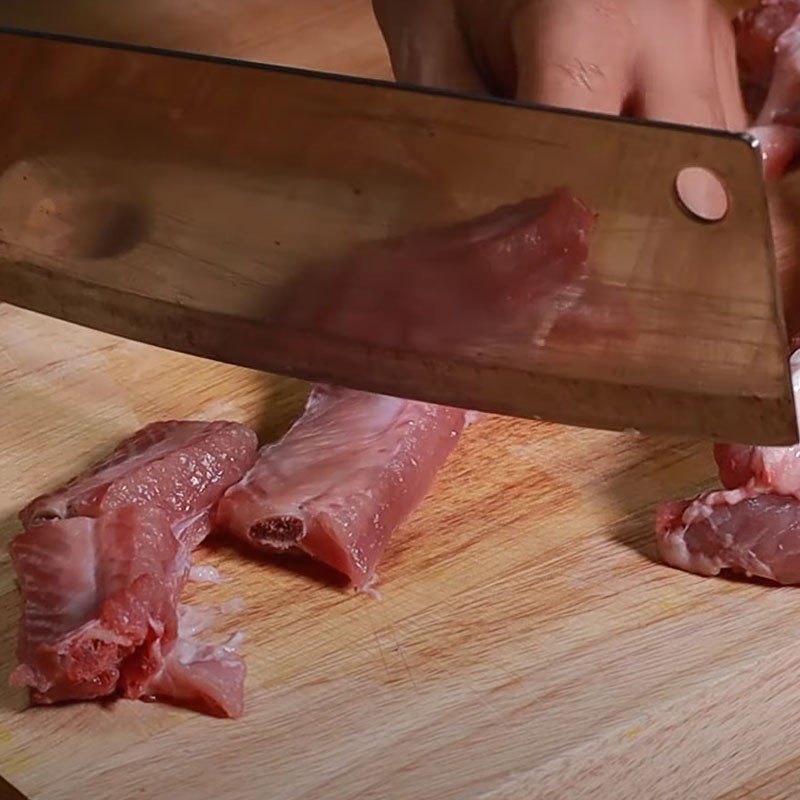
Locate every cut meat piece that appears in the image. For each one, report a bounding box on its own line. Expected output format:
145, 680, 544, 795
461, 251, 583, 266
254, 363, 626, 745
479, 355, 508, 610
656, 493, 800, 584
144, 604, 246, 719
10, 419, 257, 716
10, 506, 247, 716
215, 385, 465, 590
276, 189, 597, 358
9, 507, 182, 704
20, 420, 258, 550
735, 0, 800, 116
656, 346, 800, 584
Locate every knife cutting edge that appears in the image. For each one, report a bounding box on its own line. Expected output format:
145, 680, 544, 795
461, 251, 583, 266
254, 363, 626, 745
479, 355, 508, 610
0, 25, 795, 444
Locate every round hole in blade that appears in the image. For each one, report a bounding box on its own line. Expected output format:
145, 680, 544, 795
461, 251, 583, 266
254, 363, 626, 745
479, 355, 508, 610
674, 167, 729, 223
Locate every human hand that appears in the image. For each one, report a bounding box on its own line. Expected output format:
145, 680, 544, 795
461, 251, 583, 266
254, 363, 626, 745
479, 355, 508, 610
373, 0, 747, 130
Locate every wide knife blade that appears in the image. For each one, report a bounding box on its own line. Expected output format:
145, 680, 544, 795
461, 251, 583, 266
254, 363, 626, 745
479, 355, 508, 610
0, 27, 795, 444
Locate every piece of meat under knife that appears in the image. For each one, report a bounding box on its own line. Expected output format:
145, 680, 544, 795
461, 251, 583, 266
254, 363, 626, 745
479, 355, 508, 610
657, 493, 800, 583
214, 385, 466, 590
656, 349, 800, 584
714, 349, 800, 497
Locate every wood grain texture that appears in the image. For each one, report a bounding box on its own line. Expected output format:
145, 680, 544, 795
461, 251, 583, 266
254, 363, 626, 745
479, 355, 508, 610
3, 2, 800, 799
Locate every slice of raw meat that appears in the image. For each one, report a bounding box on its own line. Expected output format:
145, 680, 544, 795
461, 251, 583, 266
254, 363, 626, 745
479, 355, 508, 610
9, 507, 182, 704
276, 189, 597, 358
20, 420, 258, 550
656, 493, 800, 584
215, 385, 465, 590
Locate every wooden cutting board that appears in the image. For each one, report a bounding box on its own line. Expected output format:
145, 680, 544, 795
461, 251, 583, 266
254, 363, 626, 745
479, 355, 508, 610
4, 2, 800, 798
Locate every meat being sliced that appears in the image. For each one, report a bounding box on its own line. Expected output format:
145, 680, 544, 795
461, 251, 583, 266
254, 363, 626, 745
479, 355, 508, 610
714, 441, 800, 495
10, 419, 257, 717
9, 507, 182, 704
21, 420, 258, 550
215, 385, 466, 590
656, 492, 800, 584
277, 189, 599, 358
714, 351, 800, 495
656, 345, 800, 584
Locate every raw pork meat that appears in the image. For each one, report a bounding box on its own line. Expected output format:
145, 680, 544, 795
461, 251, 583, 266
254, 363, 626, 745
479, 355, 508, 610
21, 420, 258, 550
657, 494, 800, 583
215, 385, 465, 590
654, 6, 800, 585
735, 0, 800, 115
10, 420, 257, 717
277, 189, 598, 357
755, 15, 800, 125
732, 1, 800, 175
714, 439, 800, 495
10, 507, 182, 704
735, 1, 800, 174
656, 352, 800, 584
735, 0, 800, 86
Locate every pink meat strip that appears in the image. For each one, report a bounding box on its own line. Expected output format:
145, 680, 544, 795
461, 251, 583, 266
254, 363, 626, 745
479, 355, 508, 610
215, 386, 466, 590
756, 14, 800, 124
10, 420, 257, 717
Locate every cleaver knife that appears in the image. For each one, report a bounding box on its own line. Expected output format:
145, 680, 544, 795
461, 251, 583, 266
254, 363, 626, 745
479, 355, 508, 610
0, 26, 796, 445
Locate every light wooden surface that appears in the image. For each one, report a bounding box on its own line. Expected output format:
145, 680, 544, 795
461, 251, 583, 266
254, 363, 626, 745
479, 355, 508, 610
4, 2, 800, 799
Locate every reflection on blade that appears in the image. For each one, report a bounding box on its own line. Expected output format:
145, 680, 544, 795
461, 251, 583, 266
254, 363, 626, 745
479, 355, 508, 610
276, 189, 633, 363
